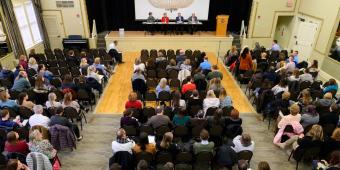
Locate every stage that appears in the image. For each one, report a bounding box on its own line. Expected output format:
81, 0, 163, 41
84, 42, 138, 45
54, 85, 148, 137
105, 31, 233, 56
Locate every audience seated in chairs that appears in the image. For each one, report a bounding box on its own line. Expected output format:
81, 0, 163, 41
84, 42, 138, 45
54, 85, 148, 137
125, 92, 143, 110
165, 59, 180, 73
181, 77, 196, 95
193, 129, 214, 155
207, 65, 223, 81
156, 132, 179, 155
323, 78, 338, 94
17, 92, 34, 110
0, 109, 21, 130
232, 133, 255, 153
11, 71, 31, 93
156, 78, 170, 98
45, 92, 62, 109
219, 88, 232, 108
203, 90, 220, 117
28, 129, 57, 160
146, 106, 172, 129
172, 108, 190, 126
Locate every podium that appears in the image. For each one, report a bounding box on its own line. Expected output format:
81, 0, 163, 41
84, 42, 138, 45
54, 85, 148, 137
216, 15, 229, 37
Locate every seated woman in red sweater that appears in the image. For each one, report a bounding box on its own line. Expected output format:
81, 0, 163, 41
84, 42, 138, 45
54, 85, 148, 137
125, 91, 143, 109
5, 131, 29, 155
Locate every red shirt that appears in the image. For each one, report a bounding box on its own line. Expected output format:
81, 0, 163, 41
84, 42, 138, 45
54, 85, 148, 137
5, 140, 29, 155
125, 100, 143, 109
161, 17, 169, 23
182, 83, 197, 94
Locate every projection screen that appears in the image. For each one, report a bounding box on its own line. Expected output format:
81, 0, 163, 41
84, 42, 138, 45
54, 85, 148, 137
135, 0, 210, 20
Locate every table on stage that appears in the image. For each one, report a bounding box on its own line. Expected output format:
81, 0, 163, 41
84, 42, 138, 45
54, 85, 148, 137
142, 21, 202, 35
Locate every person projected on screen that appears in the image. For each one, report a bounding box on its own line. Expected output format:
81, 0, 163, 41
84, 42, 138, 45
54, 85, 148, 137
147, 12, 155, 23
176, 13, 184, 23
161, 12, 169, 23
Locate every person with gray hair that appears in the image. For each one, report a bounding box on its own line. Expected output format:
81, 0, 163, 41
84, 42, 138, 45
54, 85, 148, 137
29, 105, 50, 128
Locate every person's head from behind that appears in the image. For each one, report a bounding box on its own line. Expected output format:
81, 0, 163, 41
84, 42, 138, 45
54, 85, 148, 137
63, 74, 73, 83
230, 109, 240, 119
7, 131, 19, 145
128, 91, 138, 102
17, 92, 28, 105
63, 92, 73, 104
292, 69, 300, 78
109, 163, 121, 170
159, 78, 168, 88
200, 129, 209, 141
323, 92, 333, 100
148, 12, 152, 16
48, 92, 57, 103
6, 159, 26, 170
35, 75, 45, 88
212, 65, 218, 71
240, 133, 252, 147
332, 128, 340, 142
155, 105, 164, 115
191, 90, 199, 98
29, 129, 43, 142
238, 160, 249, 170
169, 59, 176, 66
289, 103, 300, 116
116, 128, 127, 140
28, 57, 37, 65
179, 49, 185, 55
18, 71, 27, 78
1, 109, 10, 120
160, 132, 173, 149
257, 161, 270, 170
329, 78, 337, 86
123, 108, 133, 118
219, 88, 227, 99
33, 105, 44, 115
278, 79, 287, 87
94, 57, 101, 65
0, 87, 9, 102
55, 106, 64, 116
68, 50, 75, 56
139, 132, 149, 150
281, 91, 290, 100
311, 60, 318, 68
273, 40, 278, 44
307, 124, 323, 141
329, 151, 340, 167
114, 40, 118, 46
137, 160, 148, 170
163, 162, 174, 170
206, 90, 216, 99
38, 64, 45, 72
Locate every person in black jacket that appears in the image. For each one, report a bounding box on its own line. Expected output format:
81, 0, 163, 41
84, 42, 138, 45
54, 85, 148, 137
216, 137, 237, 169
49, 107, 82, 140
319, 103, 339, 127
321, 128, 340, 159
156, 132, 179, 158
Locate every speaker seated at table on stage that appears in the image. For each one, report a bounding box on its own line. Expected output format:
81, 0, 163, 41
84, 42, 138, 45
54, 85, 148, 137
175, 12, 184, 35
107, 40, 124, 64
161, 12, 169, 35
188, 13, 198, 35
146, 12, 156, 35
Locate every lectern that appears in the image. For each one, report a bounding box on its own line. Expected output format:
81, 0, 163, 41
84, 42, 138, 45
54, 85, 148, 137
216, 15, 229, 37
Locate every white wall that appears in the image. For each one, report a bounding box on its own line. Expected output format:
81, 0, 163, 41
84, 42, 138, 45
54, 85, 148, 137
41, 0, 90, 38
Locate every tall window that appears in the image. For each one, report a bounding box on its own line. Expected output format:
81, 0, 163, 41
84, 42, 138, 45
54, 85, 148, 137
14, 1, 42, 49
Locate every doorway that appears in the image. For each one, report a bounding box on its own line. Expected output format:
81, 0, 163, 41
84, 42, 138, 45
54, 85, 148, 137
42, 11, 66, 50
292, 18, 318, 62
274, 16, 294, 50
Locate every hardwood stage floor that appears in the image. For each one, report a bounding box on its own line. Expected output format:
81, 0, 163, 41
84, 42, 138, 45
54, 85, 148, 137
95, 52, 255, 114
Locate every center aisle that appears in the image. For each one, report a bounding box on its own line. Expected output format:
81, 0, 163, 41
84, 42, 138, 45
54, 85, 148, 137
95, 52, 254, 114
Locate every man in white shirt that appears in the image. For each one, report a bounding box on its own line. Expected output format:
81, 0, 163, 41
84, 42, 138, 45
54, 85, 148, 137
29, 105, 50, 128
232, 133, 255, 153
111, 128, 135, 156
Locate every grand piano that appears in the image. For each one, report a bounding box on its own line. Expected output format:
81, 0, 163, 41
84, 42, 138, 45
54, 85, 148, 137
62, 35, 89, 50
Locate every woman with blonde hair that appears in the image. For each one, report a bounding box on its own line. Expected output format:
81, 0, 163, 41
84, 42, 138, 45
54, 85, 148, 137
156, 78, 170, 97
45, 92, 61, 109
28, 57, 38, 71
157, 132, 179, 154
134, 58, 145, 72
219, 88, 232, 108
278, 103, 301, 129
203, 90, 220, 116
208, 78, 222, 94
125, 91, 143, 109
29, 129, 57, 159
62, 92, 80, 112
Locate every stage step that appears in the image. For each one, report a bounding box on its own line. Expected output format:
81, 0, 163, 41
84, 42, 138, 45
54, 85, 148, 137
97, 31, 109, 49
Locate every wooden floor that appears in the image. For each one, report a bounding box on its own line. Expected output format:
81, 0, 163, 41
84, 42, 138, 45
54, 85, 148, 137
95, 52, 255, 114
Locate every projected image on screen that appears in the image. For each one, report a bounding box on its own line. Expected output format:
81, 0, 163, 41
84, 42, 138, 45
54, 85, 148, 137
135, 0, 210, 20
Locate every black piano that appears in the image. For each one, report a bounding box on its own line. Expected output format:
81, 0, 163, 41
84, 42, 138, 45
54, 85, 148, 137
62, 35, 89, 50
